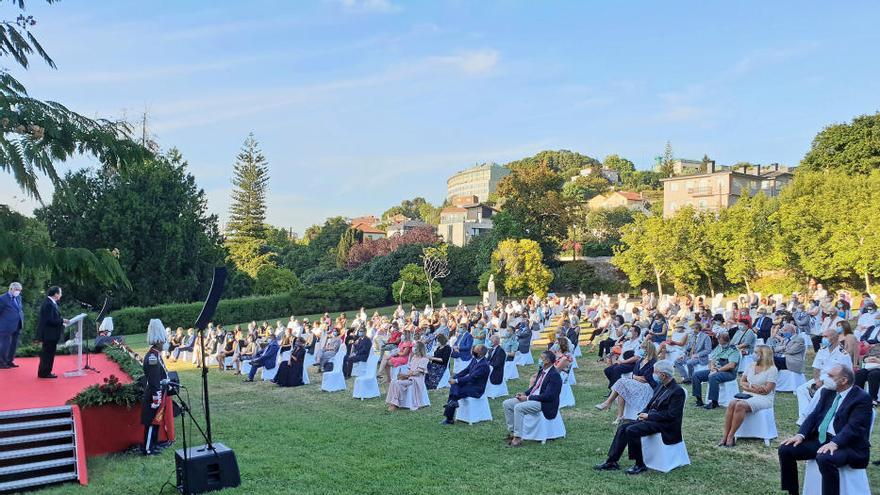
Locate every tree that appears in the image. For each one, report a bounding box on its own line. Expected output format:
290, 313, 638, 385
253, 265, 302, 295
562, 174, 610, 201
602, 154, 636, 182
493, 160, 573, 264
505, 150, 600, 179
381, 197, 441, 224
490, 239, 553, 298
708, 193, 780, 293
1, 1, 148, 288
773, 170, 880, 291
35, 149, 225, 306
345, 225, 438, 268
612, 212, 677, 296
622, 170, 662, 191
335, 227, 360, 268
1, 2, 148, 201
421, 244, 450, 308
225, 133, 272, 276
801, 112, 880, 175
574, 206, 635, 256
391, 263, 440, 306
700, 154, 712, 173
657, 141, 675, 177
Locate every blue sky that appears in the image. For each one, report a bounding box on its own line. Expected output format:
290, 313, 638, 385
4, 0, 879, 233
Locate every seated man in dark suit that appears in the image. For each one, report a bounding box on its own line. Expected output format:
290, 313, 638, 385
441, 345, 489, 425
778, 365, 872, 495
243, 332, 280, 382
344, 327, 372, 378
487, 335, 506, 386
503, 350, 562, 446
594, 360, 685, 475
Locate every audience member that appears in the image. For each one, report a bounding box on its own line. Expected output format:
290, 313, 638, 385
503, 350, 562, 447
718, 345, 778, 447
692, 332, 740, 409
441, 345, 489, 425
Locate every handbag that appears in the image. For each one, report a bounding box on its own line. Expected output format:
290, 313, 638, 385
322, 361, 334, 372
733, 392, 752, 400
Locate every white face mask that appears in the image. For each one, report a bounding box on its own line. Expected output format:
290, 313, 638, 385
11, 290, 21, 297
822, 377, 838, 390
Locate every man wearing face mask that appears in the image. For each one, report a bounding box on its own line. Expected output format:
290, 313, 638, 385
0, 282, 25, 369
795, 327, 852, 425
778, 365, 872, 495
771, 323, 805, 373
441, 344, 489, 425
344, 326, 371, 378
751, 308, 773, 341
691, 332, 740, 409
594, 360, 685, 475
504, 350, 561, 447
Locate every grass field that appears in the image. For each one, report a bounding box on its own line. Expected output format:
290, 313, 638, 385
39, 312, 880, 495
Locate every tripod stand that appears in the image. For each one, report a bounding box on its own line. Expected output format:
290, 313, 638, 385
80, 295, 112, 374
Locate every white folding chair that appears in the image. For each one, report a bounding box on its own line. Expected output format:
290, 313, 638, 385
436, 366, 451, 389
641, 433, 691, 473
734, 407, 778, 446
454, 392, 492, 424
321, 348, 348, 392
261, 351, 282, 382
352, 353, 380, 400
485, 370, 509, 399
776, 370, 806, 392
521, 410, 566, 444
515, 351, 534, 366
503, 361, 519, 381
559, 372, 575, 409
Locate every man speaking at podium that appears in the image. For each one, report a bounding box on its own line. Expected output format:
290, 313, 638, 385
36, 286, 69, 379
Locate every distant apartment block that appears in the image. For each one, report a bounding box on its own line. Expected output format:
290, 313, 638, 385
574, 166, 621, 185
661, 162, 794, 217
588, 191, 650, 212
446, 162, 510, 203
437, 195, 496, 246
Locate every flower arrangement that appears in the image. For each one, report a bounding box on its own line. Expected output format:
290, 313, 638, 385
69, 344, 145, 408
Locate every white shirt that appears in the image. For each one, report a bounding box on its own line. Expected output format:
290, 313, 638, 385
857, 311, 878, 331
812, 344, 852, 383
827, 385, 853, 436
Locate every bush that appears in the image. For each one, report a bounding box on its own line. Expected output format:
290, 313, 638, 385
109, 281, 387, 335
751, 272, 805, 297
551, 261, 597, 292
254, 265, 302, 295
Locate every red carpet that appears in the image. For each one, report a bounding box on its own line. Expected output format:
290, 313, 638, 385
0, 354, 131, 411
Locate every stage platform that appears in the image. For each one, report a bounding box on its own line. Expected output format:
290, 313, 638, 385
0, 354, 130, 411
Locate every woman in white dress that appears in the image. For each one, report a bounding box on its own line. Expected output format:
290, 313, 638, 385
719, 345, 778, 447
661, 323, 690, 364
594, 339, 658, 424
386, 341, 429, 411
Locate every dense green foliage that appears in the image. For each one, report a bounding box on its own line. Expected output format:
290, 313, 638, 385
35, 150, 226, 307
254, 264, 302, 295
391, 263, 441, 306
110, 280, 386, 335
800, 112, 880, 175
490, 238, 553, 298
381, 197, 442, 225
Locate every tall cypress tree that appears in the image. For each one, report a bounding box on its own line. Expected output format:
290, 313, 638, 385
226, 133, 273, 276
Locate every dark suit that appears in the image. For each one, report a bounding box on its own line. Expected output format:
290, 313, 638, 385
344, 336, 371, 378
516, 324, 531, 354
778, 386, 872, 495
488, 346, 506, 385
566, 327, 579, 348
443, 357, 489, 422
36, 297, 64, 377
752, 315, 773, 341
525, 365, 562, 419
0, 291, 24, 365
605, 380, 685, 466
451, 331, 473, 363
247, 339, 279, 381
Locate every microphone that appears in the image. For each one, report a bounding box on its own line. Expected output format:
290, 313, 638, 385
76, 300, 94, 310
160, 378, 180, 387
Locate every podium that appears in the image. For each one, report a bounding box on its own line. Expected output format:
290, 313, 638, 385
64, 313, 89, 378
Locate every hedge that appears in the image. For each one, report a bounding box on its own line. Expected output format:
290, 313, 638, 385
109, 280, 386, 335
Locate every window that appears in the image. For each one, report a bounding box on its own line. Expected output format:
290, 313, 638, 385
698, 200, 707, 209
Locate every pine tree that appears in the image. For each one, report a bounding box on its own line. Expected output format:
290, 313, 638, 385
336, 228, 359, 268
658, 141, 675, 177
226, 133, 272, 277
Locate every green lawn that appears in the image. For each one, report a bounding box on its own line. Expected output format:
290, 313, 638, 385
39, 316, 880, 495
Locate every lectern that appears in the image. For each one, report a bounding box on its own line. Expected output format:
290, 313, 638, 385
63, 313, 89, 377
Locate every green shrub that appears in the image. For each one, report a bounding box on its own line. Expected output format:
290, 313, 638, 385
109, 281, 386, 334
751, 272, 805, 297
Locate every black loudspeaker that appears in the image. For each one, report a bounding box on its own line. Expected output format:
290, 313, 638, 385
175, 443, 240, 494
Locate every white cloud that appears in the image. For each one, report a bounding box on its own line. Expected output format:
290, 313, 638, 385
426, 49, 499, 76
332, 0, 400, 14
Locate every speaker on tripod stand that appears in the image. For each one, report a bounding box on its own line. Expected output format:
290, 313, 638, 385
173, 267, 241, 495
